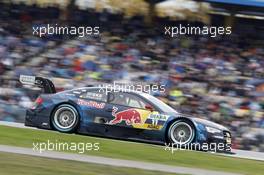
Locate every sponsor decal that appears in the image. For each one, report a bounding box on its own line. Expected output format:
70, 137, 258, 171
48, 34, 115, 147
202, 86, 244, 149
226, 137, 232, 144
147, 124, 160, 130
145, 113, 169, 130
109, 107, 142, 125
148, 113, 168, 125
19, 75, 36, 85
77, 99, 105, 109
65, 93, 76, 97
80, 92, 104, 101
73, 91, 81, 94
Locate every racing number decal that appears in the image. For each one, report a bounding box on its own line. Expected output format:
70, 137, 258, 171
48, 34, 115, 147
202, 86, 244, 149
144, 113, 169, 130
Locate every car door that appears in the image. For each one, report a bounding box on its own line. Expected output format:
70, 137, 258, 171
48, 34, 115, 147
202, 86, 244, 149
76, 88, 114, 133
107, 92, 160, 130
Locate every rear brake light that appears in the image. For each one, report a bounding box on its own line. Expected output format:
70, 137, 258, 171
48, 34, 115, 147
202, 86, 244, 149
35, 97, 43, 105
31, 97, 43, 109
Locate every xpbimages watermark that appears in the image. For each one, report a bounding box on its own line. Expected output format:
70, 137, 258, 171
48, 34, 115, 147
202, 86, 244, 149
164, 24, 232, 38
32, 140, 100, 153
164, 142, 231, 153
98, 82, 166, 95
32, 24, 100, 37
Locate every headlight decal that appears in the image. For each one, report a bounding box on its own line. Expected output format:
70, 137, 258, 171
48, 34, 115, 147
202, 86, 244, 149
205, 126, 221, 134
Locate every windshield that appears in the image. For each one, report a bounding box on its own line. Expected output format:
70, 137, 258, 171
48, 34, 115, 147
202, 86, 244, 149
140, 93, 177, 113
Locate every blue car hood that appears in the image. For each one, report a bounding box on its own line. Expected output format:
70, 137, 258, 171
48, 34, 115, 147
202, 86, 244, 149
191, 117, 229, 131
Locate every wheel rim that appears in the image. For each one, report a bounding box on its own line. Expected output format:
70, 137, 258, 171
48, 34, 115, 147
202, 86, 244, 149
54, 106, 77, 129
170, 122, 194, 145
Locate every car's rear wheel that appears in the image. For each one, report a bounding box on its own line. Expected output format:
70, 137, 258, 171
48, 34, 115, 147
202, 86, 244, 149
51, 104, 79, 133
168, 120, 195, 146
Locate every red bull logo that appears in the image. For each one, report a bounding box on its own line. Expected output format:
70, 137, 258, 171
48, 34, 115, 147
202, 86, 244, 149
110, 107, 141, 125
77, 99, 105, 109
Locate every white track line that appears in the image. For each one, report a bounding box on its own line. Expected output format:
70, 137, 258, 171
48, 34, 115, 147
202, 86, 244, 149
0, 121, 263, 161
0, 121, 31, 129
226, 149, 264, 161
0, 145, 242, 175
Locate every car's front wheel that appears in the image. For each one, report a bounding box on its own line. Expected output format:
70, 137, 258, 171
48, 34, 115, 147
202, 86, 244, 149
51, 104, 79, 133
168, 120, 195, 146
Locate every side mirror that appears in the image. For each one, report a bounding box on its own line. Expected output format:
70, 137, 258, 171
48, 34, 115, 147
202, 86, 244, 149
108, 93, 115, 102
145, 105, 153, 112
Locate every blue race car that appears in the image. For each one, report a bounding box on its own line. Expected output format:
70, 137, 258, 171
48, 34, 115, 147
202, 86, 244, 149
20, 75, 232, 151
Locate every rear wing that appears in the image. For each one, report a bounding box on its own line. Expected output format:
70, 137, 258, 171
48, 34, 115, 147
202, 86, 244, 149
19, 75, 56, 94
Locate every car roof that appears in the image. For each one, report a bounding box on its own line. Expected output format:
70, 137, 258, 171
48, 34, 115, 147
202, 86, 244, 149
68, 86, 177, 113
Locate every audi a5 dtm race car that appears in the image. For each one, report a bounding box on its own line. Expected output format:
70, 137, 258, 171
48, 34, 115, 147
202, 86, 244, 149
20, 75, 232, 151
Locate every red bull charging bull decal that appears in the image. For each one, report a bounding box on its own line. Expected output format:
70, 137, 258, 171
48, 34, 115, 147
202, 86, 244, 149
109, 106, 169, 130
110, 107, 141, 125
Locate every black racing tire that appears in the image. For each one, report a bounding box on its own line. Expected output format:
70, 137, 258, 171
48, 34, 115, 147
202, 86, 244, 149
51, 104, 79, 133
167, 119, 196, 146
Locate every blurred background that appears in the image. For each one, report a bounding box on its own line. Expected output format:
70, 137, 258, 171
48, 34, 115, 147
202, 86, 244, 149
0, 0, 263, 152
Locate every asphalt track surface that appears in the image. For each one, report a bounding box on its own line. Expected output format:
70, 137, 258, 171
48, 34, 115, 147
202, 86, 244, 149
0, 121, 263, 175
0, 145, 241, 175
